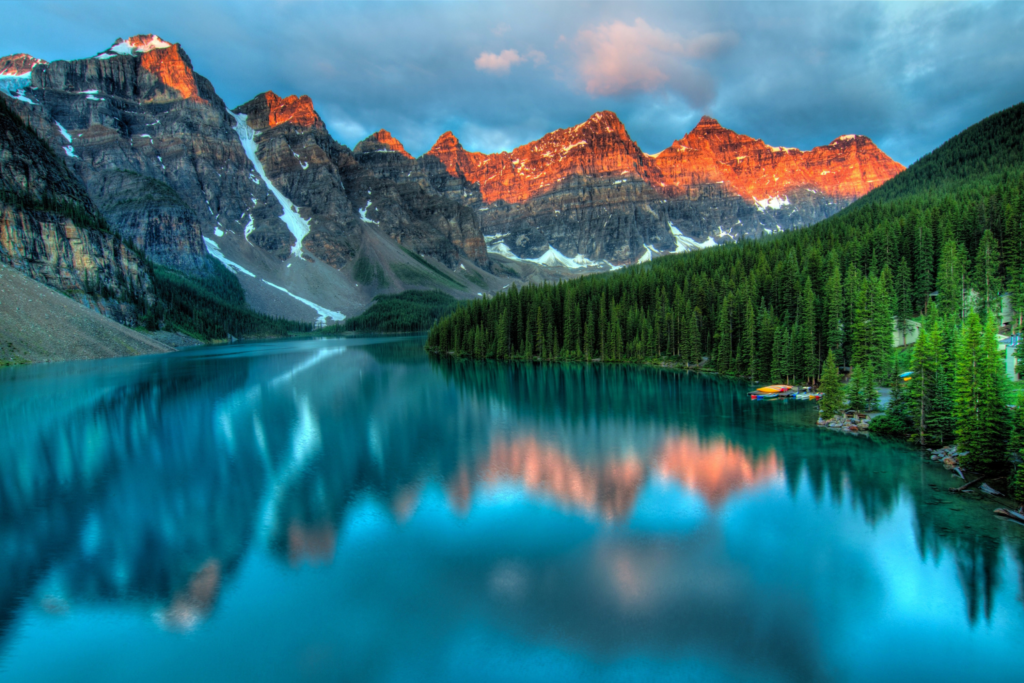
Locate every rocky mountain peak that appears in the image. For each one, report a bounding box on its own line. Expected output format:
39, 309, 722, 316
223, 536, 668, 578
0, 54, 47, 76
426, 131, 487, 182
234, 91, 325, 132
429, 131, 464, 154
829, 134, 866, 146
654, 118, 904, 203
90, 35, 205, 102
354, 129, 413, 158
572, 110, 628, 137
695, 115, 723, 129
97, 35, 174, 59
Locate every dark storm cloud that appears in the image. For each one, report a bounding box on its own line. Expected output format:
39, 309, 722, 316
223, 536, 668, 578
2, 1, 1022, 164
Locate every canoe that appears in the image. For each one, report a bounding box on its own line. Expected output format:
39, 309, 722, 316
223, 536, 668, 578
750, 384, 795, 400
754, 385, 793, 394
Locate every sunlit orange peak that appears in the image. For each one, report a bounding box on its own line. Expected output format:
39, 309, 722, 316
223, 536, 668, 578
358, 129, 414, 159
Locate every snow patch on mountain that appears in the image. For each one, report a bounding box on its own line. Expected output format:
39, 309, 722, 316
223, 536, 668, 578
669, 222, 716, 252
0, 74, 31, 93
260, 280, 344, 324
230, 110, 310, 258
488, 241, 604, 269
53, 121, 78, 157
359, 206, 378, 224
0, 74, 36, 104
204, 237, 255, 277
754, 196, 790, 211
98, 35, 172, 59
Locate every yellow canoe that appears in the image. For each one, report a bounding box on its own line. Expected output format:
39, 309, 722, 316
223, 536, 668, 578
755, 385, 793, 393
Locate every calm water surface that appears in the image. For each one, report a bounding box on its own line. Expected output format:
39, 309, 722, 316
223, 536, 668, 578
1, 337, 1022, 682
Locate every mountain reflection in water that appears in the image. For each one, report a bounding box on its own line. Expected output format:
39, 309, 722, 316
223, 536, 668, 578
0, 338, 1022, 683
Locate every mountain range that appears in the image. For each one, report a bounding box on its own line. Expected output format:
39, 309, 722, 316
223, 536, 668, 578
0, 35, 904, 328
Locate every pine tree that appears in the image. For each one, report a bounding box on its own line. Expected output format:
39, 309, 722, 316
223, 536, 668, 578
818, 350, 845, 419
744, 298, 757, 381
584, 309, 596, 360
797, 277, 817, 383
871, 268, 894, 384
955, 313, 1011, 472
1008, 392, 1024, 502
937, 239, 965, 320
756, 304, 775, 383
847, 365, 868, 411
771, 325, 784, 382
895, 257, 913, 345
972, 229, 1002, 319
534, 304, 546, 358
871, 374, 914, 435
824, 264, 845, 357
612, 305, 624, 360
716, 294, 733, 374
688, 309, 701, 366
496, 310, 509, 359
913, 214, 935, 312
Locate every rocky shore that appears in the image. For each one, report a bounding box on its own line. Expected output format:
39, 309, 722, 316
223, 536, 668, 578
817, 411, 878, 433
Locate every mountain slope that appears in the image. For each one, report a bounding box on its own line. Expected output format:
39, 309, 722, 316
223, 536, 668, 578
854, 101, 1024, 204
0, 262, 171, 364
0, 95, 154, 325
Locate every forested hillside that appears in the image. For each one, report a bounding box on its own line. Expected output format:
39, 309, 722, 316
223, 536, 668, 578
427, 102, 1024, 496
326, 290, 458, 335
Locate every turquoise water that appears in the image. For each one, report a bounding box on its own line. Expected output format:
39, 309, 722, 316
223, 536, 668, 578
0, 337, 1022, 683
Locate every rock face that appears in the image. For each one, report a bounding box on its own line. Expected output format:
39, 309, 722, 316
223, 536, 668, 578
426, 112, 905, 264
428, 112, 656, 204
0, 54, 47, 76
0, 97, 154, 325
5, 36, 270, 276
233, 93, 489, 273
652, 116, 903, 204
236, 91, 325, 131
90, 170, 208, 274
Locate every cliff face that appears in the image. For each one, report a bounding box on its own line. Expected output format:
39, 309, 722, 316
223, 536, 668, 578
236, 91, 325, 131
426, 113, 905, 264
6, 37, 275, 276
233, 93, 489, 270
427, 111, 655, 204
0, 97, 154, 325
90, 170, 208, 274
348, 129, 487, 267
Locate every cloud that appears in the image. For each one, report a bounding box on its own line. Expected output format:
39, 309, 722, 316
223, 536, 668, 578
475, 48, 547, 74
475, 49, 525, 73
574, 18, 736, 107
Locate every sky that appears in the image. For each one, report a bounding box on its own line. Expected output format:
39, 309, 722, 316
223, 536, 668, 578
3, 1, 1023, 165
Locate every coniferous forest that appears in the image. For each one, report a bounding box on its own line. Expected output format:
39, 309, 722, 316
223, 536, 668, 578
427, 102, 1024, 498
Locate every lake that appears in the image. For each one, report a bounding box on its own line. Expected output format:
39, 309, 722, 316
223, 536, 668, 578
1, 337, 1022, 683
